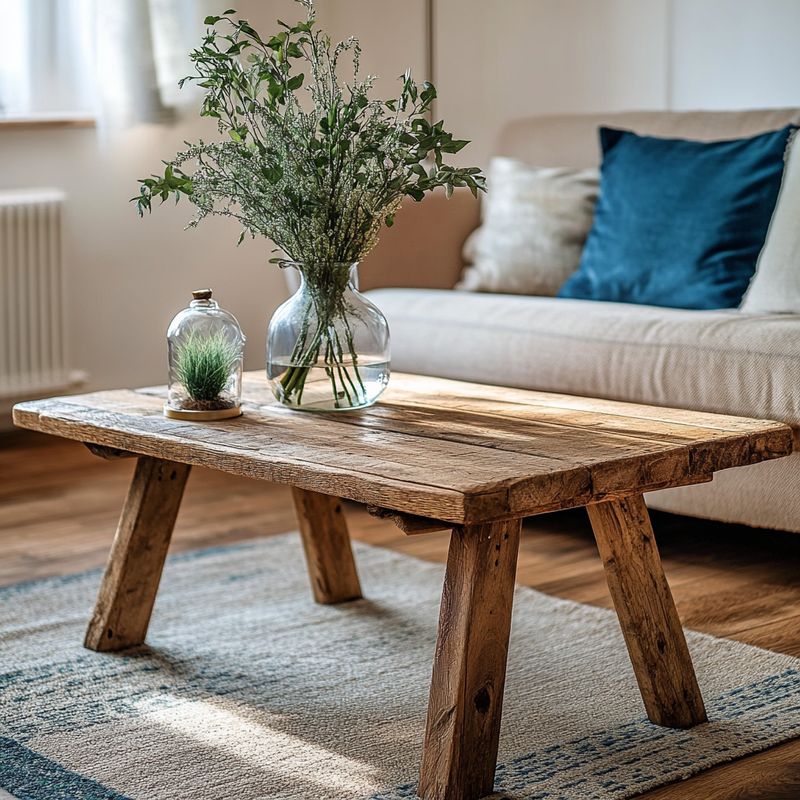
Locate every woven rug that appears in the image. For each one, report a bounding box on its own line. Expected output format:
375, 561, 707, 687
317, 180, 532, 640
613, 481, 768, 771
1, 534, 799, 800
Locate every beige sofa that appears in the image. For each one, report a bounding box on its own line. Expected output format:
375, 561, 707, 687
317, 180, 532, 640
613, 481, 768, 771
360, 108, 800, 533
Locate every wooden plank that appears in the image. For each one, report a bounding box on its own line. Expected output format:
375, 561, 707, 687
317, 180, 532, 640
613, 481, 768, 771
5, 396, 684, 513
12, 398, 483, 523
84, 456, 191, 652
291, 488, 362, 604
84, 442, 136, 460
12, 371, 793, 525
240, 372, 750, 445
371, 384, 792, 474
418, 518, 522, 800
30, 391, 595, 493
377, 373, 792, 436
205, 374, 794, 475
587, 495, 707, 728
366, 506, 455, 534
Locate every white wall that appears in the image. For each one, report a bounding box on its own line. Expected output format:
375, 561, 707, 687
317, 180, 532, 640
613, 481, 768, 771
435, 0, 670, 166
669, 0, 800, 110
432, 0, 800, 167
322, 0, 428, 94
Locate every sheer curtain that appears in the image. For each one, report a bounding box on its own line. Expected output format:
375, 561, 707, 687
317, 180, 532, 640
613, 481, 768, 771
96, 0, 202, 126
0, 0, 202, 124
0, 0, 94, 117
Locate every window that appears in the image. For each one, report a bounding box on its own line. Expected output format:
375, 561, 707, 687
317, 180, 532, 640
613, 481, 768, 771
0, 0, 96, 119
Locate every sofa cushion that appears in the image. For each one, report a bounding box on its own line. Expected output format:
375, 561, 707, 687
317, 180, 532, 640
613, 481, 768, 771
457, 158, 598, 296
558, 125, 795, 310
741, 132, 800, 313
370, 288, 800, 425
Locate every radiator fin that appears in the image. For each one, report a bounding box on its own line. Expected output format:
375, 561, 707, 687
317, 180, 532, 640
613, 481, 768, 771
0, 190, 76, 400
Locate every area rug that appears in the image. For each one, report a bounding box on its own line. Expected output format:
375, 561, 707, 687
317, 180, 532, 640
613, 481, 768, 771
1, 534, 799, 800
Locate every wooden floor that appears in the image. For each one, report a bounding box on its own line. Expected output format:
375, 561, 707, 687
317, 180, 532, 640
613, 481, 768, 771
2, 430, 800, 799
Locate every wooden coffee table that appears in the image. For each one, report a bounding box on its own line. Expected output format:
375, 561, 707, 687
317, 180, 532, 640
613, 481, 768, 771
13, 372, 793, 800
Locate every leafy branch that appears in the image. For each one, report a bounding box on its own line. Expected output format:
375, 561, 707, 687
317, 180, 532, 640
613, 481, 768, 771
133, 0, 484, 264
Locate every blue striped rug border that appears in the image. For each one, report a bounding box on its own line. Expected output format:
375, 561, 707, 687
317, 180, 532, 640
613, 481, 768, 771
0, 540, 262, 599
0, 738, 129, 800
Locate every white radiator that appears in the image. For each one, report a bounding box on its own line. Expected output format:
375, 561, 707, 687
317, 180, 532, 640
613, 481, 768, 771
0, 190, 84, 402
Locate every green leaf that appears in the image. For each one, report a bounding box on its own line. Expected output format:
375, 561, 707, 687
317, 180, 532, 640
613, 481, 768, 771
287, 73, 304, 90
261, 164, 283, 183
266, 32, 288, 50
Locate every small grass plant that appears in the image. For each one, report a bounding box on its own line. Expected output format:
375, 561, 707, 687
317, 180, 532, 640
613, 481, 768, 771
173, 332, 240, 410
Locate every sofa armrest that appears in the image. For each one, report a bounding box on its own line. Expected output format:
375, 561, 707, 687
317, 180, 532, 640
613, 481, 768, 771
358, 188, 481, 291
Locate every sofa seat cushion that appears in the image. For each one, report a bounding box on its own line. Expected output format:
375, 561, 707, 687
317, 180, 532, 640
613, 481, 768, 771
369, 288, 800, 426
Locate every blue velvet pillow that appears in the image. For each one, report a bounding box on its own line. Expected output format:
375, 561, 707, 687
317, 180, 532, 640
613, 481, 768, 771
558, 125, 795, 309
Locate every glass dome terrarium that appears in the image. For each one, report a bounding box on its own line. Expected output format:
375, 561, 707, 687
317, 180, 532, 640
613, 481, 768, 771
165, 289, 245, 421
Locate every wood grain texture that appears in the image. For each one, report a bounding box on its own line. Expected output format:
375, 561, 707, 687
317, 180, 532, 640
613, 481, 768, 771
366, 505, 455, 534
418, 519, 522, 800
84, 442, 135, 460
84, 456, 191, 652
3, 433, 800, 799
588, 495, 707, 728
291, 487, 362, 604
11, 371, 793, 525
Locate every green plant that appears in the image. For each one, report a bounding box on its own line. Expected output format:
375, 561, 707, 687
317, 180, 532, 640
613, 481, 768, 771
173, 332, 239, 406
134, 0, 484, 407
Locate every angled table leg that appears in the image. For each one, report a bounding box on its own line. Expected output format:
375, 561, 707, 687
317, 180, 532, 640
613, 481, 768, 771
587, 494, 707, 728
84, 456, 191, 652
291, 487, 362, 604
418, 518, 522, 800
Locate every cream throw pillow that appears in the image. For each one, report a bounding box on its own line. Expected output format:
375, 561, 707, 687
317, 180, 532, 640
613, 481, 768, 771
741, 132, 800, 313
457, 157, 599, 295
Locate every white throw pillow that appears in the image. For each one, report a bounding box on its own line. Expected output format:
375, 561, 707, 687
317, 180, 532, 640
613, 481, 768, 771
741, 132, 800, 313
457, 157, 599, 296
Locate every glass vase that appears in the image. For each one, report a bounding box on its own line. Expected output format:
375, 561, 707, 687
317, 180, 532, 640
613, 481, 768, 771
267, 262, 390, 411
165, 288, 245, 421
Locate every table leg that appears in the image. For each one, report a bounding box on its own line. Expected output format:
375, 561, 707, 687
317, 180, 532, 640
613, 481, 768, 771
291, 487, 362, 604
587, 494, 707, 728
84, 456, 191, 652
418, 518, 521, 800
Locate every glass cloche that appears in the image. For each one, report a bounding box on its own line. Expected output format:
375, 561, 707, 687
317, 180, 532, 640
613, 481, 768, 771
165, 288, 245, 421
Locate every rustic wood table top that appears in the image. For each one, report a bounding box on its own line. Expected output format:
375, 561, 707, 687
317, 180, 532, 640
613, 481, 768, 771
13, 371, 793, 525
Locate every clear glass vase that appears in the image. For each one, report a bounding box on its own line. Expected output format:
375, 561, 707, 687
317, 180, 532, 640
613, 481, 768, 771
267, 262, 390, 411
165, 288, 245, 421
